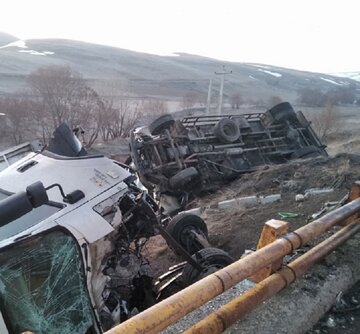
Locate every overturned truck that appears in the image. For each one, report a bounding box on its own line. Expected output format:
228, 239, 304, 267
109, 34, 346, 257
0, 124, 232, 334
130, 102, 327, 213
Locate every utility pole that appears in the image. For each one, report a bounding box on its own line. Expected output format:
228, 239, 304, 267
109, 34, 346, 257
215, 65, 232, 115
206, 78, 212, 115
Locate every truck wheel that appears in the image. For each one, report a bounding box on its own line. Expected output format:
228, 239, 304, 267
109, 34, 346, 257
268, 102, 296, 124
149, 114, 175, 135
169, 167, 199, 190
166, 213, 208, 255
182, 248, 233, 285
213, 119, 240, 143
291, 145, 322, 159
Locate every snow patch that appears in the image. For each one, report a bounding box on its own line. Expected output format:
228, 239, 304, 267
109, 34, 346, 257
0, 39, 54, 56
251, 64, 270, 69
249, 75, 258, 80
18, 49, 46, 56
18, 50, 54, 56
258, 69, 282, 78
160, 52, 180, 57
332, 72, 360, 82
320, 77, 343, 86
0, 39, 27, 49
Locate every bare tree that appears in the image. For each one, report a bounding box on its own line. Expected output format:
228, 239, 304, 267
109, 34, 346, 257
0, 95, 34, 144
142, 98, 168, 117
86, 80, 144, 141
297, 88, 327, 107
268, 95, 282, 106
181, 92, 198, 110
28, 65, 82, 127
326, 86, 357, 105
230, 92, 243, 109
309, 104, 339, 141
27, 65, 105, 147
98, 98, 117, 142
109, 99, 140, 138
97, 97, 142, 141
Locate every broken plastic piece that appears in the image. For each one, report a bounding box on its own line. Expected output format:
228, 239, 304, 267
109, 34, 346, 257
278, 212, 300, 219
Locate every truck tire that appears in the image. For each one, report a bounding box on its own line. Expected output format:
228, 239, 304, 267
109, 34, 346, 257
149, 114, 175, 135
182, 248, 234, 285
169, 167, 199, 190
269, 102, 296, 124
213, 119, 240, 143
166, 213, 208, 254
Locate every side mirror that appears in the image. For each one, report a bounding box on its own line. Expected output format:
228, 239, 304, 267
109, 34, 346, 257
0, 181, 48, 227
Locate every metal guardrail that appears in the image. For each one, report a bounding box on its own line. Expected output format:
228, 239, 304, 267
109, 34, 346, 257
184, 218, 360, 334
105, 182, 360, 334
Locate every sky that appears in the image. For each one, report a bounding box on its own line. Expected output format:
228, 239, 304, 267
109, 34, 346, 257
1, 0, 359, 73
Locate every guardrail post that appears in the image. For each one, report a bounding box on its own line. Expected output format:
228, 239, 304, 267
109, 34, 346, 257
342, 181, 360, 226
250, 219, 289, 283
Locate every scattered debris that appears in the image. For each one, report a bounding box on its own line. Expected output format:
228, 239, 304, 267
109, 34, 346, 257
296, 194, 305, 202
311, 207, 329, 220
305, 188, 335, 198
310, 201, 342, 220
278, 211, 300, 219
179, 193, 281, 215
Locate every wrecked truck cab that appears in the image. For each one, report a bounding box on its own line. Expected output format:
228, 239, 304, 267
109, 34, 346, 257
129, 102, 327, 214
0, 151, 143, 333
0, 124, 232, 333
0, 152, 162, 333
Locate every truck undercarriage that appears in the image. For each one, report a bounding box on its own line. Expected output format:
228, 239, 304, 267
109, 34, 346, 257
130, 102, 327, 213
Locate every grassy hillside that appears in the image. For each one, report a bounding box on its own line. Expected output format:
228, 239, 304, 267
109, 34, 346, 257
0, 36, 359, 104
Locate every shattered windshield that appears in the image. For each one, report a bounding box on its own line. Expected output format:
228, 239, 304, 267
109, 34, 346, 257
0, 230, 95, 334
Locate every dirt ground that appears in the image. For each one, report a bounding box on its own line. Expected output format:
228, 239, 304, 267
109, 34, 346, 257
141, 152, 360, 333
143, 106, 360, 277
82, 104, 360, 333
144, 153, 360, 277
123, 105, 360, 332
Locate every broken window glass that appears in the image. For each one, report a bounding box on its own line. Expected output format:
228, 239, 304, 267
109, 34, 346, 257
0, 230, 96, 334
